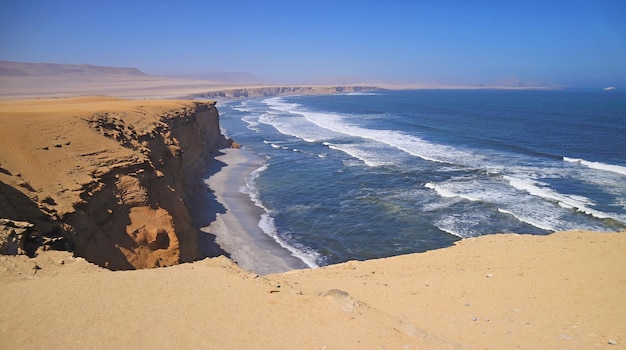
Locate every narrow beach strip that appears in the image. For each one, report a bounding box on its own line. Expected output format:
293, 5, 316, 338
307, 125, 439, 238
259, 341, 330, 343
201, 148, 309, 275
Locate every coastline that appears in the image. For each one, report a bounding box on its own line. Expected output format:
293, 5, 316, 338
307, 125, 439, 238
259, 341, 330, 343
0, 92, 624, 348
200, 148, 309, 274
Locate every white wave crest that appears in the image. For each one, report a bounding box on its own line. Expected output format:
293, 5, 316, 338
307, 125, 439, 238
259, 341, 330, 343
264, 97, 302, 112
564, 157, 626, 176
504, 175, 626, 223
258, 109, 340, 143
426, 176, 622, 232
343, 92, 382, 96
241, 115, 260, 131
504, 176, 594, 208
258, 213, 320, 269
307, 111, 478, 164
424, 182, 481, 202
324, 142, 393, 167
432, 212, 493, 238
497, 208, 554, 231
265, 97, 482, 166
244, 165, 320, 268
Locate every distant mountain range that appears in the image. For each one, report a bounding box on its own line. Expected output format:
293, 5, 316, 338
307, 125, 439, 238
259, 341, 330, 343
489, 77, 562, 88
0, 60, 147, 77
0, 61, 261, 84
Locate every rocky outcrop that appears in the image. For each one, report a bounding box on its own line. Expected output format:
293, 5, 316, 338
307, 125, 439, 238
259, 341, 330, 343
0, 219, 34, 255
0, 98, 231, 270
194, 86, 382, 99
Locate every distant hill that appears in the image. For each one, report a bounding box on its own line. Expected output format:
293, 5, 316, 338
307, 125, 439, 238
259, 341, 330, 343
0, 61, 147, 77
0, 61, 261, 83
490, 77, 562, 89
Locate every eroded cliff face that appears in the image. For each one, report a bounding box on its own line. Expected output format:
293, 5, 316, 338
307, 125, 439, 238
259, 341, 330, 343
0, 97, 231, 269
195, 86, 381, 99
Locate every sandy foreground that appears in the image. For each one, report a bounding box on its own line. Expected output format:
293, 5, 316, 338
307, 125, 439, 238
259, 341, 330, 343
0, 230, 624, 349
0, 73, 624, 349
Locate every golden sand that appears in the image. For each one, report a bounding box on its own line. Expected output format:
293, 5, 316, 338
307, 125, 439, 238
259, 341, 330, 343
0, 230, 624, 349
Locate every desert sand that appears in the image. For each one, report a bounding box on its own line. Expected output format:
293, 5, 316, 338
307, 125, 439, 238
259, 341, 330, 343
0, 61, 382, 100
0, 61, 234, 100
0, 64, 624, 349
1, 230, 624, 349
0, 74, 241, 100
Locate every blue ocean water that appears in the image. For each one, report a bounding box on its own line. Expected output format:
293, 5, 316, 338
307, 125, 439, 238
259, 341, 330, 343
216, 89, 626, 267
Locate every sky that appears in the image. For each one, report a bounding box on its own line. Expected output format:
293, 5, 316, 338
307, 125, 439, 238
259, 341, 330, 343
0, 0, 625, 87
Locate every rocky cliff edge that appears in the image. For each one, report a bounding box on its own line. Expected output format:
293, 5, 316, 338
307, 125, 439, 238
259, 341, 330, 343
0, 97, 231, 269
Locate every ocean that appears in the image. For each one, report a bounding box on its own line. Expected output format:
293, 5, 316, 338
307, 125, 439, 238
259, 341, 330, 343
215, 89, 626, 268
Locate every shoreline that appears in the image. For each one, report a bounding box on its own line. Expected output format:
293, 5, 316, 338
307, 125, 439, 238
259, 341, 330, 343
0, 92, 624, 348
200, 148, 309, 275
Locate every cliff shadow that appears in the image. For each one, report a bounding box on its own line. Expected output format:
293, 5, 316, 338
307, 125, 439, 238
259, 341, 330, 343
190, 152, 230, 258
66, 204, 136, 270
0, 181, 68, 256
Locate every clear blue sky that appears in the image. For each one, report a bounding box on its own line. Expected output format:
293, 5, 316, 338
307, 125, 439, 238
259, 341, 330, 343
1, 0, 624, 87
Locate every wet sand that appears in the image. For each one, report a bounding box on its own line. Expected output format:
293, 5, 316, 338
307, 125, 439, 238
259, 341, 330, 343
201, 148, 308, 274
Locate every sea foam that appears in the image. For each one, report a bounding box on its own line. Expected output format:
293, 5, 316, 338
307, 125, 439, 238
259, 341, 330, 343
265, 97, 483, 166
564, 157, 626, 176
244, 164, 320, 268
504, 175, 626, 223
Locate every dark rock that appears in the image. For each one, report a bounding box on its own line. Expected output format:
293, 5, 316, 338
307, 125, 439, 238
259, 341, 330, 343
0, 219, 34, 255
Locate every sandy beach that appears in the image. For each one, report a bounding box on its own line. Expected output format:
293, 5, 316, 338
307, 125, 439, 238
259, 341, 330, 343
201, 148, 309, 274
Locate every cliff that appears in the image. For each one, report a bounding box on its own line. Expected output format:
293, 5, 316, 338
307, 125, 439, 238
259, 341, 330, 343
0, 97, 231, 269
0, 61, 385, 100
193, 85, 382, 99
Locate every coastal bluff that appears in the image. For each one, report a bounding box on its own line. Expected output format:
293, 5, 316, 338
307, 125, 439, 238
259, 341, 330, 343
0, 97, 231, 269
193, 85, 381, 99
